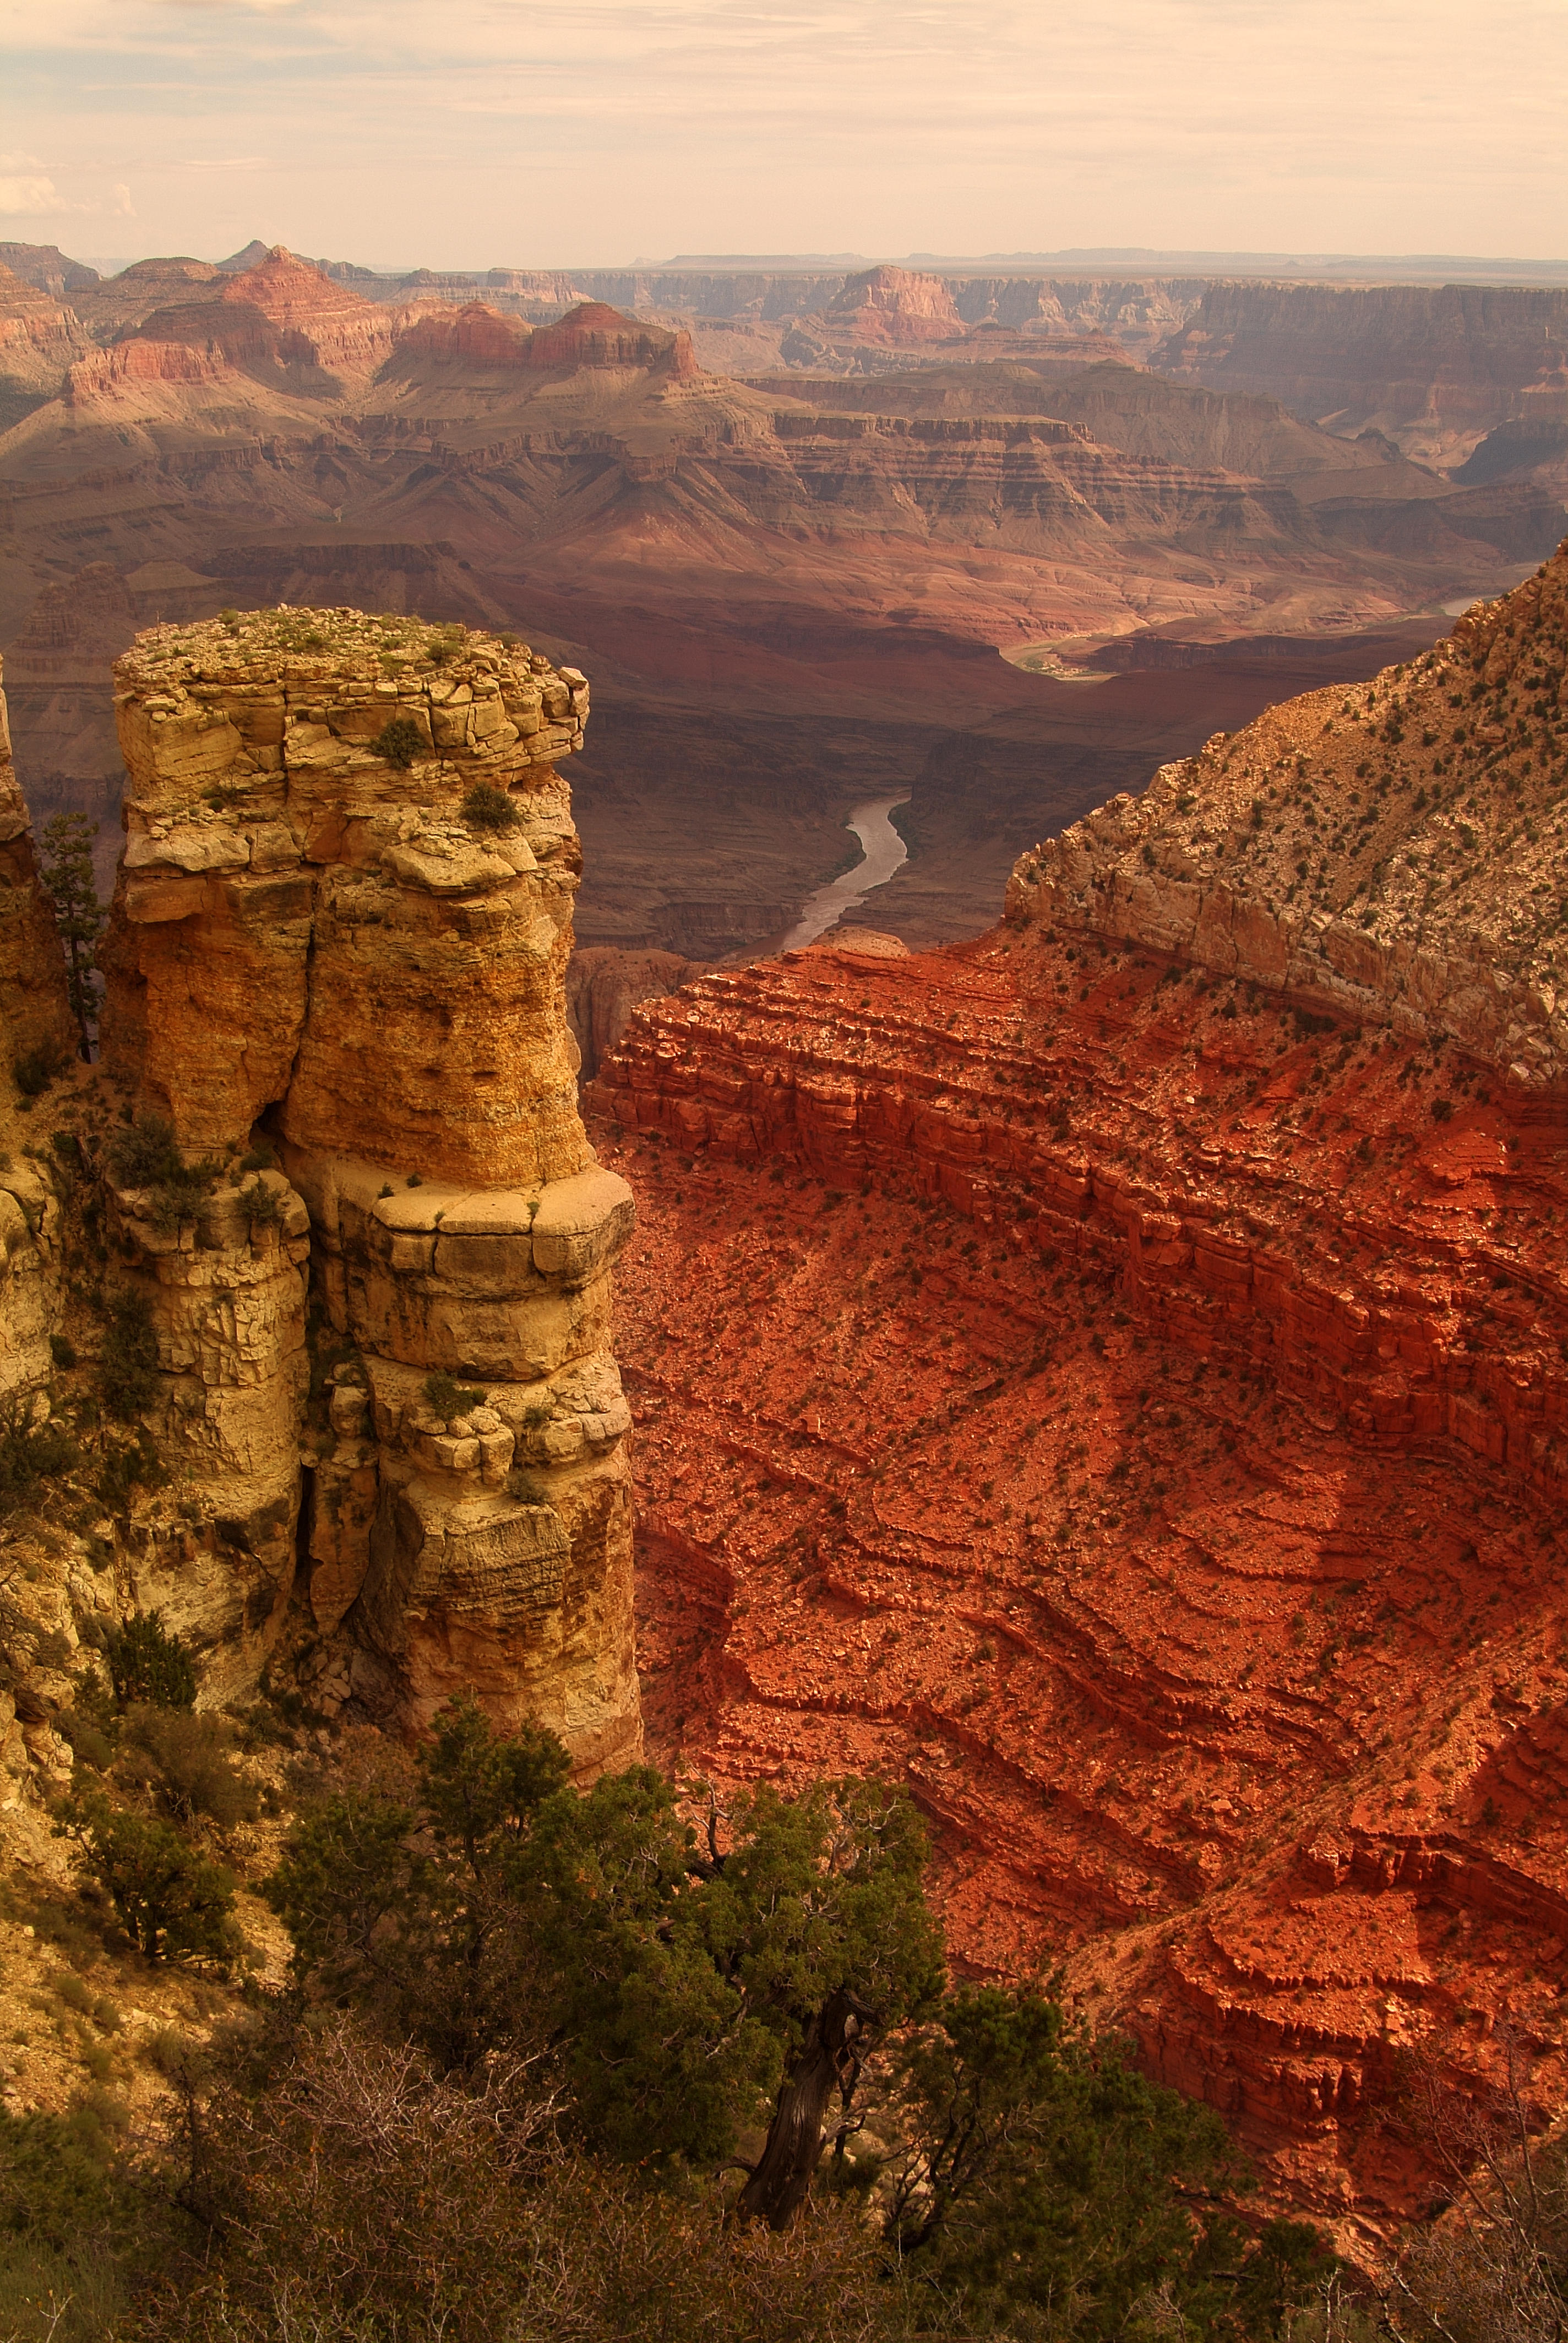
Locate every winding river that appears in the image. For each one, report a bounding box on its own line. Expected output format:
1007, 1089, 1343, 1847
780, 796, 911, 951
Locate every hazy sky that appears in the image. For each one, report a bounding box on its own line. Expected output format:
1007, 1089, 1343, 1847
2, 0, 1565, 272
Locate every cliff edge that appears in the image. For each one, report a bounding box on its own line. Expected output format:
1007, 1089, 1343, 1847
1008, 539, 1568, 1083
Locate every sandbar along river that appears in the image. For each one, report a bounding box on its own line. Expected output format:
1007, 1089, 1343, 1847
780, 797, 910, 951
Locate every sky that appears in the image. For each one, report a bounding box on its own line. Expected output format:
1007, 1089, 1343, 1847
1, 0, 1565, 274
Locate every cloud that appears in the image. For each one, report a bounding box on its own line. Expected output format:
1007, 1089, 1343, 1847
0, 174, 80, 216
0, 158, 130, 218
4, 0, 1566, 263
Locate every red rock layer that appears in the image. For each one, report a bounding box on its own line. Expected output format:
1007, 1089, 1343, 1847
589, 932, 1568, 2235
121, 246, 404, 383
524, 301, 699, 378
818, 265, 968, 347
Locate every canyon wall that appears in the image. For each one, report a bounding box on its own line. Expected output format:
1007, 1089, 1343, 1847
0, 652, 80, 1400
94, 608, 640, 1764
0, 651, 78, 1094
4, 258, 1561, 969
584, 551, 1568, 2225
1007, 539, 1568, 1083
1153, 282, 1568, 468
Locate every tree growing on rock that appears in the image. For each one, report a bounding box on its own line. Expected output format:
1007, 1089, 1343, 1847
37, 813, 104, 1059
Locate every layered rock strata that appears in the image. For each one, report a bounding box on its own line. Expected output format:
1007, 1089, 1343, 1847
592, 932, 1568, 2231
1009, 540, 1568, 1082
97, 609, 639, 1764
587, 552, 1568, 2225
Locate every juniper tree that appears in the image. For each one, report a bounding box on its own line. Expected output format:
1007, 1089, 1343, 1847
38, 813, 104, 1058
268, 1699, 942, 2201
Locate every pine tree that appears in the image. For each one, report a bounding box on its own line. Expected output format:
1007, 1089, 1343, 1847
39, 813, 104, 1059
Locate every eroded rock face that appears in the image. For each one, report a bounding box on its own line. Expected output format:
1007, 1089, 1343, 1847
1007, 540, 1568, 1085
565, 946, 704, 1085
0, 655, 77, 1400
101, 1167, 313, 1696
591, 929, 1568, 2226
99, 608, 640, 1766
585, 569, 1568, 2221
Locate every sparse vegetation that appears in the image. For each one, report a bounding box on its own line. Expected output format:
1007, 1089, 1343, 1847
12, 1040, 68, 1099
422, 1369, 485, 1421
102, 1612, 196, 1712
371, 715, 426, 769
0, 1398, 79, 1518
55, 1791, 238, 1964
462, 781, 520, 831
38, 814, 106, 1059
238, 1178, 285, 1228
97, 1290, 160, 1421
115, 1706, 259, 1833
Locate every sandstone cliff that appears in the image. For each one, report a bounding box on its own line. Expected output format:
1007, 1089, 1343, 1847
91, 609, 640, 1766
584, 553, 1568, 2226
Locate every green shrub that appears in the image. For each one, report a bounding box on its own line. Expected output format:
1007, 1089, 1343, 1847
103, 1612, 195, 1712
0, 2099, 122, 2240
143, 2024, 200, 2080
422, 1370, 484, 1421
147, 1164, 219, 1233
102, 1116, 221, 1233
12, 1043, 66, 1099
97, 1290, 159, 1420
371, 716, 425, 770
116, 1705, 258, 1832
237, 1147, 275, 1174
106, 1116, 182, 1189
56, 1792, 237, 1964
56, 1709, 115, 1773
461, 782, 520, 831
0, 1401, 79, 1517
96, 1431, 161, 1511
238, 1178, 285, 1228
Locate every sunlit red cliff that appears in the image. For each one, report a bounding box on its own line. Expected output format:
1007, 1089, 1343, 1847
588, 542, 1568, 2237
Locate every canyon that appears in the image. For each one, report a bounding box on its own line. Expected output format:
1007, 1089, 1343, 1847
0, 237, 1560, 2240
0, 245, 1560, 957
587, 541, 1568, 2238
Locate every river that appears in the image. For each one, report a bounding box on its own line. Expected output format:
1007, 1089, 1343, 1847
779, 796, 911, 951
